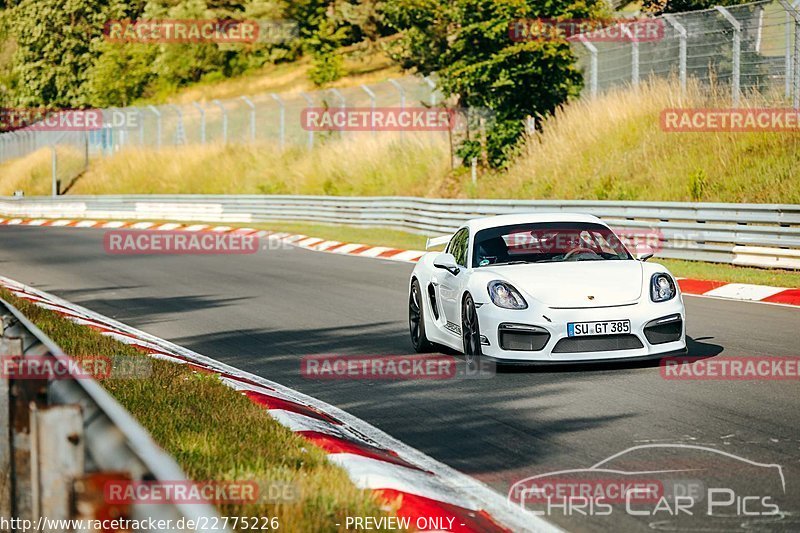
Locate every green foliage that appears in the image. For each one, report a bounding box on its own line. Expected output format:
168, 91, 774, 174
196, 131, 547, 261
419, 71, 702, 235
308, 49, 344, 85
688, 169, 708, 201
85, 42, 155, 107
642, 0, 754, 15
384, 0, 609, 167
6, 0, 134, 106
2, 0, 299, 107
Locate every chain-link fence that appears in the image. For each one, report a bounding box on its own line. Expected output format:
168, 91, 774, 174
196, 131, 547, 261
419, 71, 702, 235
0, 76, 442, 166
570, 0, 800, 106
2, 0, 799, 172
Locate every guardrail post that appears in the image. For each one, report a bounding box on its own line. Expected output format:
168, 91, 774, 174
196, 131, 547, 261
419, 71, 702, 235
578, 36, 598, 98
301, 92, 314, 149
0, 317, 10, 518
212, 99, 228, 143
664, 15, 687, 93
360, 84, 377, 136
270, 93, 285, 150
147, 105, 162, 148
192, 103, 206, 144
240, 96, 256, 142
31, 404, 84, 521
716, 6, 741, 107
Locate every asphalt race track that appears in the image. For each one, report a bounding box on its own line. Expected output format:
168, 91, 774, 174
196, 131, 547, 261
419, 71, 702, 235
2, 225, 799, 532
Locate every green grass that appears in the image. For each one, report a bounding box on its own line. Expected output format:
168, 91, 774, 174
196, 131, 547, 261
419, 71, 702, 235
657, 258, 800, 288
0, 288, 401, 532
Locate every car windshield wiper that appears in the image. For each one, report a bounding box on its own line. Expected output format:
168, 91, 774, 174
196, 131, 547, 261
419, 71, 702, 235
488, 260, 533, 266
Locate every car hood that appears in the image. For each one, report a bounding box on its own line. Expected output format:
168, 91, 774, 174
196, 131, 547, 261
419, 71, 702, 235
480, 260, 644, 308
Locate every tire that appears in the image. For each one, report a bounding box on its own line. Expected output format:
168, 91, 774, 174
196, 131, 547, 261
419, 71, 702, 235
409, 279, 434, 353
461, 293, 482, 364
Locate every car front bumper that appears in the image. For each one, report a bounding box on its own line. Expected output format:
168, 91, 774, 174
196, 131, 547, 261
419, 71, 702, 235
475, 297, 687, 363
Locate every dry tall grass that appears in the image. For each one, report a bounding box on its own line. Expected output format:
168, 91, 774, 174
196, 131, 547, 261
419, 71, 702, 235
494, 79, 800, 203
66, 133, 452, 196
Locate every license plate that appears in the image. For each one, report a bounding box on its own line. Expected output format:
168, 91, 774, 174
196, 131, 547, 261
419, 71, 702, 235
568, 320, 630, 337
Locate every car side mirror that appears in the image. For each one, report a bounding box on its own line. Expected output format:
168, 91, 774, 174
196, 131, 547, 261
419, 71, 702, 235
433, 253, 460, 276
635, 245, 654, 262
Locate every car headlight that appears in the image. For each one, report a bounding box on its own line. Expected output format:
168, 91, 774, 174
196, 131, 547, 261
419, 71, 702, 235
488, 280, 528, 309
651, 273, 676, 302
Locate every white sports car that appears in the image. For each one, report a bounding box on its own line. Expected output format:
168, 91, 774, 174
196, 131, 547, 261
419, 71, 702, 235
408, 214, 687, 364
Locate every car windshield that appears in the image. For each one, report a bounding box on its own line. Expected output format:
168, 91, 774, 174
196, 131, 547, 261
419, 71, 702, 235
472, 222, 633, 267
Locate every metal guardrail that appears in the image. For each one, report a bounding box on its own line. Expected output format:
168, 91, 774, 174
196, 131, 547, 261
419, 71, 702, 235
0, 297, 224, 531
1, 195, 799, 269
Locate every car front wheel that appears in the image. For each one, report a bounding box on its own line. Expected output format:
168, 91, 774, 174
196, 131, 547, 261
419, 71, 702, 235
461, 294, 482, 363
409, 279, 434, 353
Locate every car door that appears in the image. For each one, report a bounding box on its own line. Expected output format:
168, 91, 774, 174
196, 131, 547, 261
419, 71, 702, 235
437, 227, 469, 336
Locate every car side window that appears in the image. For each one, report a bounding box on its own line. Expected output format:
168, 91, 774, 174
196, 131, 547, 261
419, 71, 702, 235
449, 228, 469, 267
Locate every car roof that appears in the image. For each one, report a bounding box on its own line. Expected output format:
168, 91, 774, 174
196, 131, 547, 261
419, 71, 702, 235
463, 213, 607, 233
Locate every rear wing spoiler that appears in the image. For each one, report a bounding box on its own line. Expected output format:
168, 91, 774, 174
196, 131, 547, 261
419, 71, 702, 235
425, 234, 453, 249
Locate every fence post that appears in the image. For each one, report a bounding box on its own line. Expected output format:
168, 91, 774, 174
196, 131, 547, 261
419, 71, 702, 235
388, 79, 406, 139
664, 15, 687, 93
270, 93, 285, 150
51, 146, 57, 196
301, 92, 314, 149
327, 88, 346, 139
212, 99, 228, 143
388, 78, 406, 109
794, 1, 800, 109
578, 36, 598, 98
360, 84, 377, 136
716, 6, 741, 107
168, 104, 185, 144
424, 76, 438, 105
147, 105, 162, 148
192, 103, 206, 144
240, 96, 256, 142
132, 107, 144, 146
622, 25, 640, 88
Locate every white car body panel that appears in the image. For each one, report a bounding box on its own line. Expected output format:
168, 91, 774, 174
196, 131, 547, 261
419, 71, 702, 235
410, 213, 688, 363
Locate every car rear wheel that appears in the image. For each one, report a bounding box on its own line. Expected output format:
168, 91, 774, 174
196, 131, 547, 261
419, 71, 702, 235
409, 279, 434, 353
462, 294, 482, 363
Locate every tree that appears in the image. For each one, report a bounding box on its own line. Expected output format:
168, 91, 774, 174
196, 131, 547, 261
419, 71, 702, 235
384, 0, 609, 167
7, 0, 137, 107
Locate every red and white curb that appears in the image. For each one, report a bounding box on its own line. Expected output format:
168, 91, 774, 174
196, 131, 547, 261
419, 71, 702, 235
0, 275, 553, 533
0, 217, 427, 263
675, 278, 800, 307
2, 217, 798, 308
